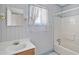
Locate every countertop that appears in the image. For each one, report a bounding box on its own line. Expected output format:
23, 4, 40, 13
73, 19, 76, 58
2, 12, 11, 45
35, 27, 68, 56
0, 39, 35, 55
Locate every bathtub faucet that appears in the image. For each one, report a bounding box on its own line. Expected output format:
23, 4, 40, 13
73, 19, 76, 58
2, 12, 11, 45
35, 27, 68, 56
57, 39, 61, 45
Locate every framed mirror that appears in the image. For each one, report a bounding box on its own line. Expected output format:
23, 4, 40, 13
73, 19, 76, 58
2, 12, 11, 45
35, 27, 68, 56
7, 7, 25, 26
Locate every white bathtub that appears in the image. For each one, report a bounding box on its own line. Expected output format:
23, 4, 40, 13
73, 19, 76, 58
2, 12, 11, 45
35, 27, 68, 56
54, 38, 79, 55
55, 44, 79, 55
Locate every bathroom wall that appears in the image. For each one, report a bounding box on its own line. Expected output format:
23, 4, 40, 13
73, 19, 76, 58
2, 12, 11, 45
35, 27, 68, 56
32, 4, 61, 54
62, 4, 79, 11
0, 4, 60, 54
0, 4, 28, 42
53, 16, 62, 46
60, 4, 79, 38
54, 4, 79, 53
54, 4, 79, 42
0, 5, 3, 41
0, 21, 2, 41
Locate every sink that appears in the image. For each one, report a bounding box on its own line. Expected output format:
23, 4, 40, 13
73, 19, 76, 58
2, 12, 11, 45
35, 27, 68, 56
0, 39, 36, 55
6, 40, 26, 52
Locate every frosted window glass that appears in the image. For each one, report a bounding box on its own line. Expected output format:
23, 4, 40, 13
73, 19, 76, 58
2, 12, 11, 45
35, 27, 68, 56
34, 8, 48, 26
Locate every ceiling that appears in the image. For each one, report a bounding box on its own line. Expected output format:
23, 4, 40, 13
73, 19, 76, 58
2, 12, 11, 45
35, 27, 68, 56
56, 4, 69, 7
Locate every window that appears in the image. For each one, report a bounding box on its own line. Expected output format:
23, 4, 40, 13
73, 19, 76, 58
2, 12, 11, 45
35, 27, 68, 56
29, 5, 48, 26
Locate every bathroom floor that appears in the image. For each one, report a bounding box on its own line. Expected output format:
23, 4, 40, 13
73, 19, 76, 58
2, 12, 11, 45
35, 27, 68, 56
42, 51, 58, 55
48, 52, 58, 55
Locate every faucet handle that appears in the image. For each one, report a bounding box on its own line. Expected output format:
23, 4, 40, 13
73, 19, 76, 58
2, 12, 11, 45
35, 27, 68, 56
57, 39, 61, 45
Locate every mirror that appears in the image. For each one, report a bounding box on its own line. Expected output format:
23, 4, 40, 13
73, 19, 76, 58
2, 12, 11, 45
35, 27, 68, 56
7, 7, 25, 26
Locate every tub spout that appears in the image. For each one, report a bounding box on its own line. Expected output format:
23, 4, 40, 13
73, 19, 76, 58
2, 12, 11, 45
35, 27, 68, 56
57, 39, 61, 45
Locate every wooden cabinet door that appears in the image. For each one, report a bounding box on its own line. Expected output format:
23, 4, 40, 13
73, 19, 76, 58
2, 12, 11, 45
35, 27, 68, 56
15, 48, 35, 55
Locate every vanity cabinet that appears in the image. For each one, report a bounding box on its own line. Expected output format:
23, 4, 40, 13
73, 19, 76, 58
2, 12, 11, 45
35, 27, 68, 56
15, 48, 35, 55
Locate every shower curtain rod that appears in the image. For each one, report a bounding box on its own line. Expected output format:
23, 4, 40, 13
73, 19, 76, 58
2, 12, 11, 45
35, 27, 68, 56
53, 6, 79, 16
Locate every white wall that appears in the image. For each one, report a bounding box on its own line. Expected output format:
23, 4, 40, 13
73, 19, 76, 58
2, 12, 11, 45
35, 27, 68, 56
53, 16, 62, 47
54, 4, 79, 51
0, 4, 60, 54
60, 4, 79, 17
62, 4, 79, 11
0, 4, 28, 42
0, 21, 2, 41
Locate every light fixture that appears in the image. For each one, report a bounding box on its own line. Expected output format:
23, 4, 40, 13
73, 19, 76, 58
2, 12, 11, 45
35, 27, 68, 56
0, 13, 5, 21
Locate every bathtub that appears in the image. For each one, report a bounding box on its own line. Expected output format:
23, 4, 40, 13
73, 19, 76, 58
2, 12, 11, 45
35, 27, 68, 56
54, 39, 79, 55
